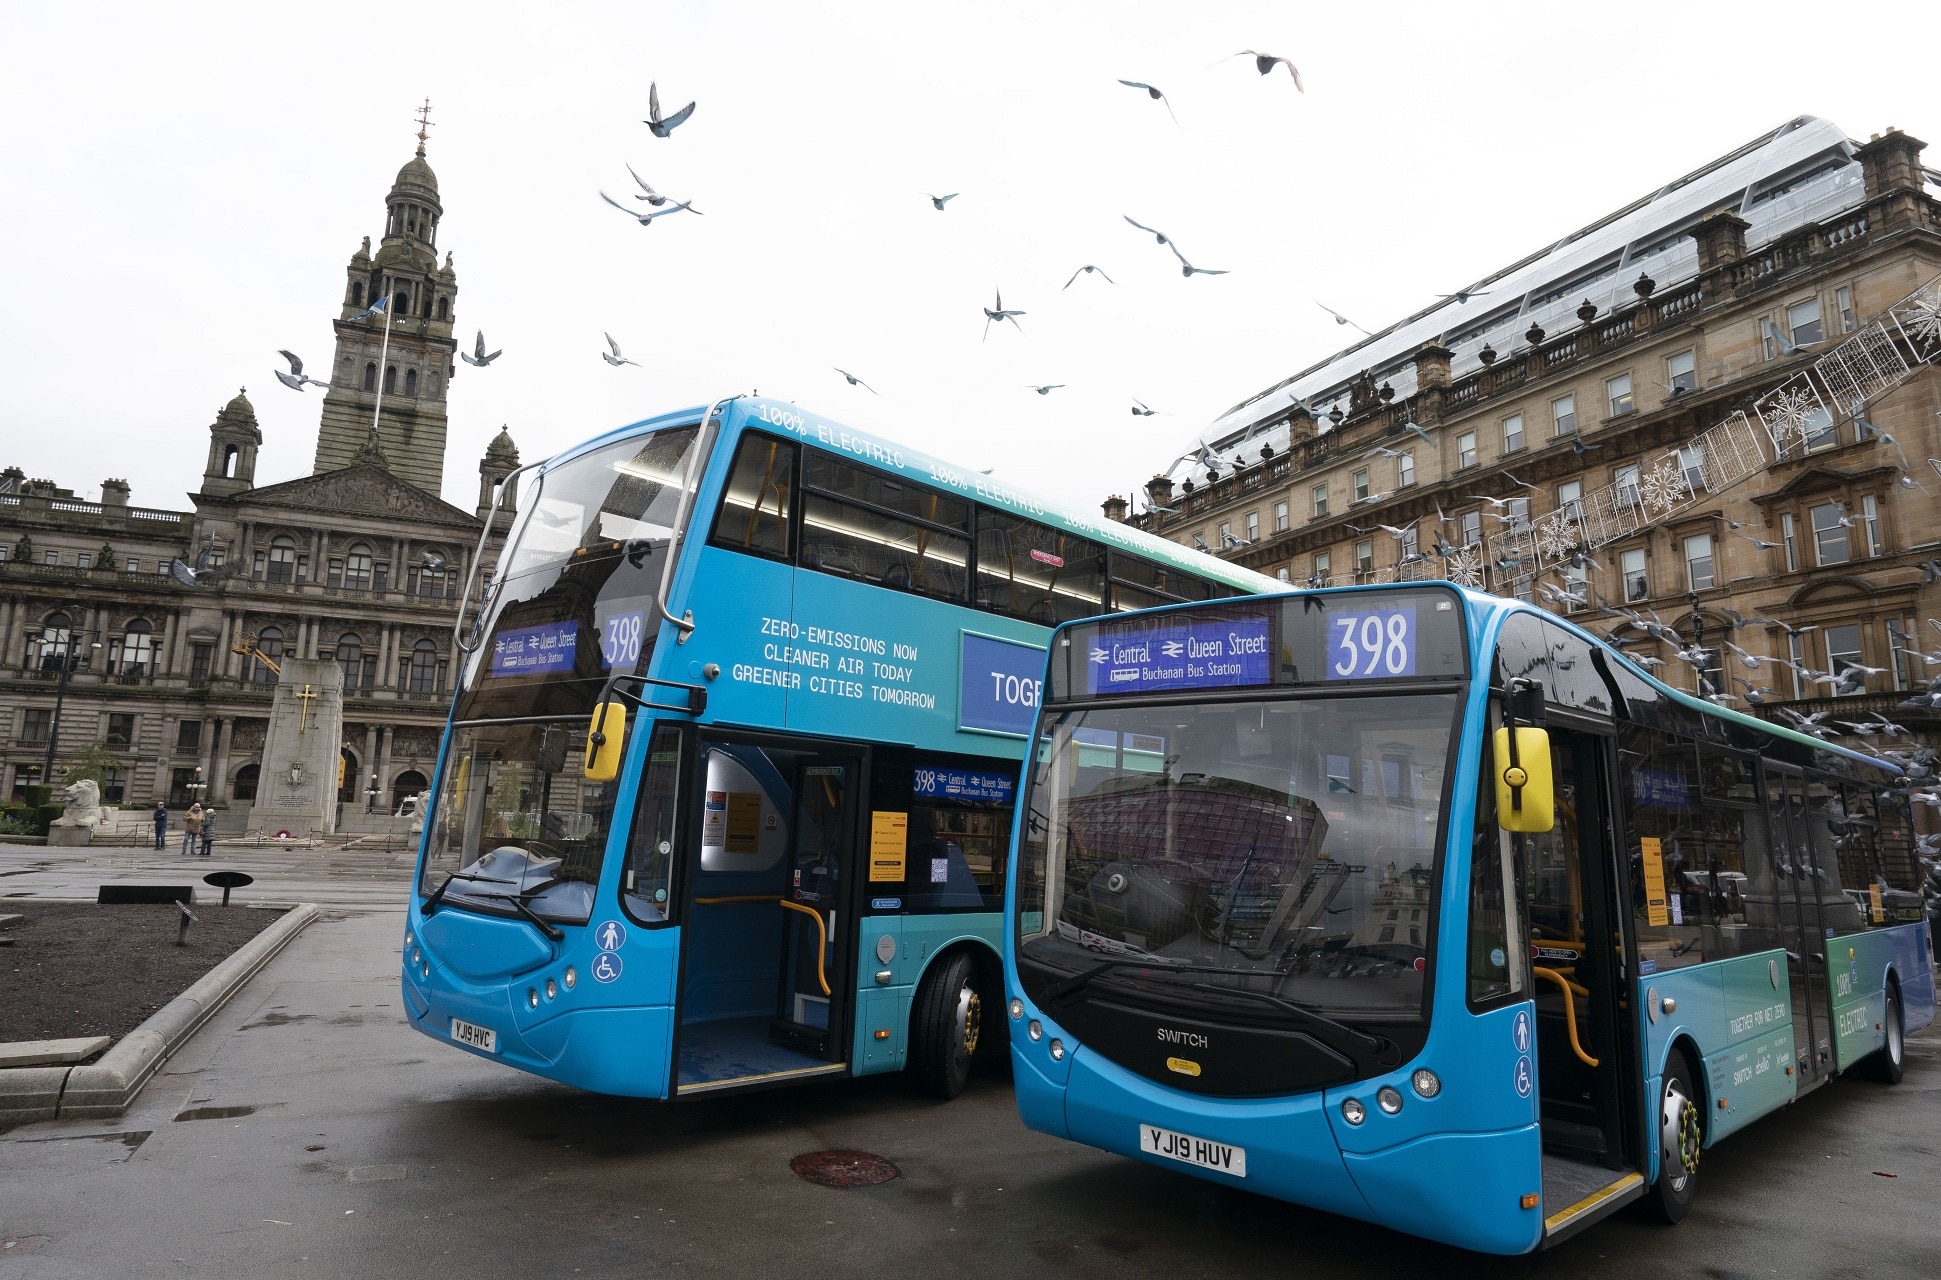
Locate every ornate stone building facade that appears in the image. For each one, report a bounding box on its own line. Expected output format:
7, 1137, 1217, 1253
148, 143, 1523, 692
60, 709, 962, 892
1120, 119, 1941, 745
0, 131, 521, 828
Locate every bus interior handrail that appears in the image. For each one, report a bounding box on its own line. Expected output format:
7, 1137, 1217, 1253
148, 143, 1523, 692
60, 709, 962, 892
453, 459, 543, 655
693, 894, 831, 996
1532, 965, 1599, 1067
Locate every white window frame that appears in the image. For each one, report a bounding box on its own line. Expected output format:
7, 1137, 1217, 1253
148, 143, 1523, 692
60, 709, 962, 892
1861, 494, 1881, 556
1352, 469, 1369, 502
1606, 373, 1634, 417
1683, 533, 1714, 591
1457, 432, 1477, 469
1621, 547, 1647, 602
1836, 286, 1855, 333
1273, 500, 1288, 533
1788, 297, 1823, 347
1810, 502, 1848, 566
1397, 452, 1415, 488
1502, 414, 1525, 453
1312, 483, 1329, 518
1552, 394, 1576, 436
1666, 350, 1697, 394
1245, 510, 1259, 541
1781, 512, 1798, 571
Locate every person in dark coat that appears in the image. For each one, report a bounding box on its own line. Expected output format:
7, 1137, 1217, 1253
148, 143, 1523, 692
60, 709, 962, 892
198, 808, 216, 856
151, 802, 169, 851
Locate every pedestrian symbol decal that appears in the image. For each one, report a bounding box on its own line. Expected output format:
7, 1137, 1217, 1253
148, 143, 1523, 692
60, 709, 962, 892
1511, 1008, 1532, 1055
1513, 1055, 1533, 1099
595, 920, 626, 952
591, 952, 623, 984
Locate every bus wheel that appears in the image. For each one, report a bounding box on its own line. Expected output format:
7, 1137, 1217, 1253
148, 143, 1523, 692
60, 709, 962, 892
1865, 984, 1905, 1084
911, 951, 981, 1100
1650, 1047, 1702, 1224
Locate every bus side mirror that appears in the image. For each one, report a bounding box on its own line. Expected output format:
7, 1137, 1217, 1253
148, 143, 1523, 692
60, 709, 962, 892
584, 702, 627, 781
1493, 726, 1554, 833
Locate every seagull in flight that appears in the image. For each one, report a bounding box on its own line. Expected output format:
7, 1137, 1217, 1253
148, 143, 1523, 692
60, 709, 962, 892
643, 82, 696, 138
1760, 317, 1816, 358
274, 350, 329, 392
1130, 398, 1157, 416
1437, 288, 1492, 304
1116, 80, 1179, 125
833, 368, 877, 394
1229, 50, 1304, 91
924, 192, 958, 211
1315, 301, 1370, 335
983, 289, 1025, 341
459, 330, 502, 368
599, 191, 700, 225
1123, 214, 1171, 246
1167, 241, 1227, 277
601, 333, 641, 367
1064, 264, 1115, 288
1027, 384, 1065, 396
626, 165, 680, 206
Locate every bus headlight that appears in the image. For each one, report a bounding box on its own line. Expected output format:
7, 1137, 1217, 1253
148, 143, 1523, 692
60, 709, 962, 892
1027, 1019, 1043, 1041
545, 978, 558, 1001
1377, 1086, 1404, 1114
411, 949, 421, 966
563, 966, 577, 989
1048, 1038, 1065, 1061
1009, 998, 1024, 1020
1411, 1068, 1441, 1098
527, 988, 540, 1010
1341, 1098, 1366, 1125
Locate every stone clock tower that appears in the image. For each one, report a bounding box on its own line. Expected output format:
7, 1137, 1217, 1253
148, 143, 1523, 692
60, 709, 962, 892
312, 103, 459, 496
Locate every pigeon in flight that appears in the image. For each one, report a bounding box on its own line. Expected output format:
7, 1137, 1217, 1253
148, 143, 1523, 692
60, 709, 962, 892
274, 351, 329, 392
422, 550, 448, 572
924, 192, 959, 210
1315, 301, 1370, 335
627, 165, 677, 206
602, 333, 641, 367
834, 368, 878, 394
460, 330, 502, 367
1027, 384, 1066, 396
599, 191, 700, 224
1167, 241, 1227, 277
1760, 317, 1816, 357
1116, 80, 1179, 125
1064, 264, 1116, 288
166, 545, 221, 587
1123, 214, 1171, 246
643, 82, 696, 138
1230, 50, 1304, 92
1130, 398, 1157, 417
1437, 289, 1492, 304
983, 289, 1025, 341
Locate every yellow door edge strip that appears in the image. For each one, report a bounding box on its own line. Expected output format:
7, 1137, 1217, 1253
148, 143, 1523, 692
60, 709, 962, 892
1543, 1171, 1643, 1232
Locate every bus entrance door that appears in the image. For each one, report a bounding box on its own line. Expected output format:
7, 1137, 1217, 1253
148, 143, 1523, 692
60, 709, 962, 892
674, 738, 862, 1095
1761, 762, 1829, 1086
1525, 730, 1644, 1234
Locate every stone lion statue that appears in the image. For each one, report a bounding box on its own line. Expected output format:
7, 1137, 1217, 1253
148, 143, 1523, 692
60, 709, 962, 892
50, 779, 110, 828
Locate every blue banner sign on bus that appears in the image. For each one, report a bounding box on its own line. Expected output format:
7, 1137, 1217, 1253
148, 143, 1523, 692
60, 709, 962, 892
490, 621, 578, 677
913, 765, 1015, 804
959, 632, 1047, 737
1087, 616, 1271, 695
1326, 607, 1417, 679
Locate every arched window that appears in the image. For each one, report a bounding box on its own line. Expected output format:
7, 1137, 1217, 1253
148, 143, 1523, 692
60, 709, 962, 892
338, 748, 360, 803
363, 363, 377, 392
249, 626, 283, 686
266, 535, 297, 584
34, 611, 72, 669
392, 769, 430, 811
435, 297, 447, 321
233, 763, 260, 802
344, 544, 374, 591
351, 281, 364, 308
383, 366, 397, 394
404, 368, 418, 396
335, 632, 363, 690
222, 444, 238, 478
120, 619, 154, 676
408, 639, 439, 694
394, 290, 409, 314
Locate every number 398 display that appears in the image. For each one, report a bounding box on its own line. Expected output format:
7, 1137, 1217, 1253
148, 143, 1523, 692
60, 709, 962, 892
601, 610, 646, 669
1329, 608, 1416, 678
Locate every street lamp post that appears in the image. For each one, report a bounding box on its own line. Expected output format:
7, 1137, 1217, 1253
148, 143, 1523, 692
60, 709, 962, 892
26, 625, 101, 785
365, 770, 379, 814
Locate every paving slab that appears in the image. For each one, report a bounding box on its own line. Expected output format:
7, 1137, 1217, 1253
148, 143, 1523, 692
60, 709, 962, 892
0, 1039, 111, 1069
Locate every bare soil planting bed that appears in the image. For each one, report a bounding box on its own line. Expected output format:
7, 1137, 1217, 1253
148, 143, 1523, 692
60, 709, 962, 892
1, 902, 283, 1044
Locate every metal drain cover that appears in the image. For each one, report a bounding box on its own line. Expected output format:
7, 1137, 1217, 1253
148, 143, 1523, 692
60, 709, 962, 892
790, 1150, 899, 1187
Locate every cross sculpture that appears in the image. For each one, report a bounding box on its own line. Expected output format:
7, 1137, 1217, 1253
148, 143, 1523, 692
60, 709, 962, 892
295, 683, 318, 732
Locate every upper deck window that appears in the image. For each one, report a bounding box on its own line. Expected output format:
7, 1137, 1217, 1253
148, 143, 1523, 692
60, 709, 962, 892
709, 433, 798, 560
976, 510, 1103, 625
800, 449, 970, 601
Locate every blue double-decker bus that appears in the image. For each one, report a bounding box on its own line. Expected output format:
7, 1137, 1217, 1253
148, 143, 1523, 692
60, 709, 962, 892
402, 397, 1283, 1100
1004, 583, 1934, 1252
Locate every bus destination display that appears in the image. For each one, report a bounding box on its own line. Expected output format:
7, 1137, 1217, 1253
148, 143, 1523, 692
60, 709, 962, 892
1087, 616, 1271, 695
1327, 607, 1417, 679
490, 621, 578, 677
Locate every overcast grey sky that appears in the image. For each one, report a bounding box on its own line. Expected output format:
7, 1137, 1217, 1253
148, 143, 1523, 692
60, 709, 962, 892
2, 1, 1934, 518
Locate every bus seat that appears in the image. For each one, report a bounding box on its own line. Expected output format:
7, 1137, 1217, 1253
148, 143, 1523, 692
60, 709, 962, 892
881, 564, 912, 590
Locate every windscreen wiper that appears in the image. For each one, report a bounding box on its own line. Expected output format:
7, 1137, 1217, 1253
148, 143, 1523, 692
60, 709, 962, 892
1038, 957, 1235, 1006
420, 870, 516, 915
1188, 981, 1398, 1066
476, 892, 567, 941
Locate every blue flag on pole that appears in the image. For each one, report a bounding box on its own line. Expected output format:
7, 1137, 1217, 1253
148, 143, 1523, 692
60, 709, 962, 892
349, 295, 388, 322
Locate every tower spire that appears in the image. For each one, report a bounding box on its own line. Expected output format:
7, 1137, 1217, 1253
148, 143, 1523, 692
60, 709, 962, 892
413, 98, 433, 157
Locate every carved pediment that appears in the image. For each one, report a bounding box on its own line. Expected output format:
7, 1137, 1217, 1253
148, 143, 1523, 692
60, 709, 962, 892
239, 464, 481, 529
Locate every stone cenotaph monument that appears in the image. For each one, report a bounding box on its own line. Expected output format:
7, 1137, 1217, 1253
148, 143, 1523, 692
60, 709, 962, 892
249, 657, 346, 836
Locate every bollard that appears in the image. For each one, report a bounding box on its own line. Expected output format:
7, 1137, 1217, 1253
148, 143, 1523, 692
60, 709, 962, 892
176, 900, 198, 946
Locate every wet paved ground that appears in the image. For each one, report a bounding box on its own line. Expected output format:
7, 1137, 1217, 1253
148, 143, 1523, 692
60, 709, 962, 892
3, 844, 1938, 1278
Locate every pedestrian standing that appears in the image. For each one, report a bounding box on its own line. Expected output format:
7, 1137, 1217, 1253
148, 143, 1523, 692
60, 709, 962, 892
151, 802, 169, 851
199, 808, 215, 856
181, 802, 203, 856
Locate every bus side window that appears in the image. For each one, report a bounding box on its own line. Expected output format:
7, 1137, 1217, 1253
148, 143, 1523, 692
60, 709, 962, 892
620, 724, 687, 926
708, 434, 798, 560
1467, 720, 1528, 1009
974, 511, 1104, 625
1619, 726, 1710, 973
1809, 776, 1869, 932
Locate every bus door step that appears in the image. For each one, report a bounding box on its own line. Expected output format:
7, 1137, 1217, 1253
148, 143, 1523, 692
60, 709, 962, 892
1538, 1116, 1608, 1160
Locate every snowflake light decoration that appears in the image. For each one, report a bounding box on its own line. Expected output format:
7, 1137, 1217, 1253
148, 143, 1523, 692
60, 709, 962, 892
1640, 457, 1688, 513
1444, 545, 1483, 589
1534, 508, 1581, 563
1898, 286, 1941, 355
1758, 386, 1820, 451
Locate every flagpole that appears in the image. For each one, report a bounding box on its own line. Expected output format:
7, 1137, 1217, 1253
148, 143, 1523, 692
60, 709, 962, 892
369, 290, 397, 439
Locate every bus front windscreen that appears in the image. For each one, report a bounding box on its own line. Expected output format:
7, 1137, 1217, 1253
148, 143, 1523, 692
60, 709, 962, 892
1015, 692, 1458, 1044
419, 424, 701, 924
